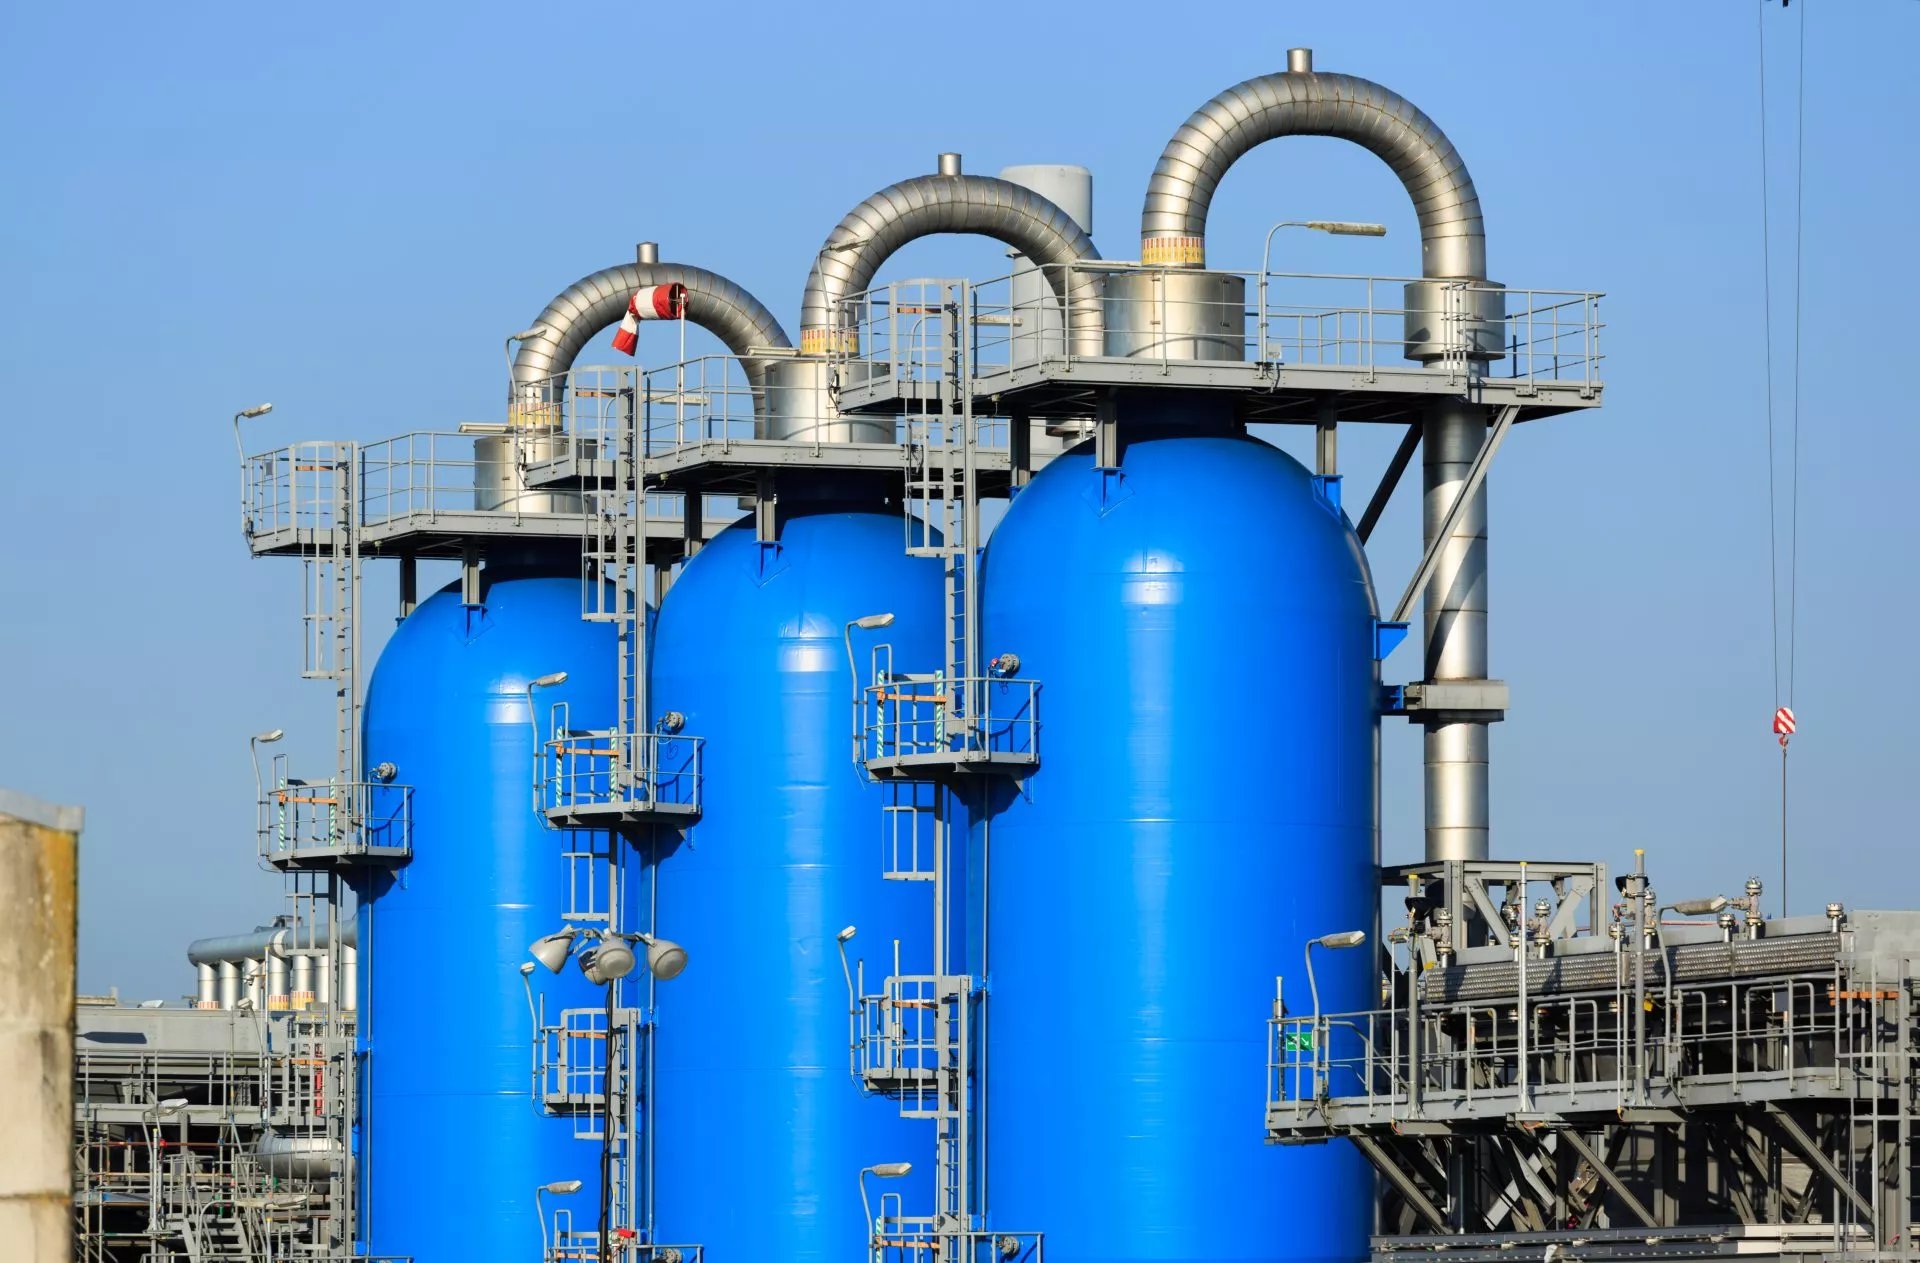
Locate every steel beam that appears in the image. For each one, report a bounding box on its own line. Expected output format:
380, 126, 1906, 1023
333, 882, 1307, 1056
1352, 1134, 1450, 1233
1557, 1127, 1658, 1229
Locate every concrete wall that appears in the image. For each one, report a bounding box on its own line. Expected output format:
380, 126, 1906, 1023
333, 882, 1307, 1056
0, 790, 80, 1263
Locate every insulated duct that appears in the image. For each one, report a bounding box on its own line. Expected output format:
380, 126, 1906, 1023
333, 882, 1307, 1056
799, 154, 1103, 358
1139, 47, 1485, 280
1142, 49, 1499, 863
509, 246, 791, 414
186, 919, 355, 967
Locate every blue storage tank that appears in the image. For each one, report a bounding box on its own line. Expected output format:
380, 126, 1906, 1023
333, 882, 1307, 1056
359, 567, 612, 1263
648, 501, 939, 1261
976, 411, 1379, 1263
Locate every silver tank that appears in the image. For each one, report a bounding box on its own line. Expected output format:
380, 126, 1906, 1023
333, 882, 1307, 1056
1103, 271, 1246, 362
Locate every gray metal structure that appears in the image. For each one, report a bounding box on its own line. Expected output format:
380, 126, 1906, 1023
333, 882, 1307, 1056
1265, 855, 1920, 1263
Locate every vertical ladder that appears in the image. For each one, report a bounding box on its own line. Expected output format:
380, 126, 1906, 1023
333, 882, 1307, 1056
577, 369, 650, 803
899, 283, 983, 754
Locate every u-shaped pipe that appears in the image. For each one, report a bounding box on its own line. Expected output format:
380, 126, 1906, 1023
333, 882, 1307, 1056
1140, 47, 1485, 281
510, 248, 792, 418
799, 154, 1103, 359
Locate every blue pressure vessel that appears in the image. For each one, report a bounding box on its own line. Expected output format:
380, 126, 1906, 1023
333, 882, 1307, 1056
359, 567, 612, 1263
647, 502, 939, 1262
976, 412, 1379, 1263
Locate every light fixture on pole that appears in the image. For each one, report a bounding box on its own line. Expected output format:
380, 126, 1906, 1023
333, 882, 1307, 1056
859, 1162, 913, 1244
525, 672, 569, 808
535, 1178, 584, 1258
529, 928, 580, 974
1257, 220, 1389, 362
249, 729, 284, 804
231, 402, 274, 464
506, 325, 553, 374
843, 614, 896, 764
836, 925, 858, 1016
1304, 930, 1367, 1098
529, 926, 688, 983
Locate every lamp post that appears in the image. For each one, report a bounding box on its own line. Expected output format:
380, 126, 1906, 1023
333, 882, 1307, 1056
526, 672, 569, 811
844, 614, 896, 765
535, 1179, 583, 1260
143, 1098, 187, 1210
859, 1162, 913, 1259
1256, 221, 1388, 363
1304, 930, 1367, 1099
231, 402, 273, 464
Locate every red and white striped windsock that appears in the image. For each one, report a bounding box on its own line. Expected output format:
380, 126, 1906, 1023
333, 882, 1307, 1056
611, 282, 688, 355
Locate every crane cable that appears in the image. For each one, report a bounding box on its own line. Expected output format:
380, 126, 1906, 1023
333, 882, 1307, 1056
1756, 0, 1807, 916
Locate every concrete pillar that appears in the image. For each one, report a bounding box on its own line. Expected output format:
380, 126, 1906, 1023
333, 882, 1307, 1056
0, 789, 81, 1263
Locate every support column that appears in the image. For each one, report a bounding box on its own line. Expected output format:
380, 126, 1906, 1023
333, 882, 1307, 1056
1421, 401, 1490, 861
0, 790, 80, 1263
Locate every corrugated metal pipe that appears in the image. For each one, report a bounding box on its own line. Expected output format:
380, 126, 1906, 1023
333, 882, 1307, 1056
1139, 47, 1485, 280
509, 245, 791, 418
798, 153, 1104, 357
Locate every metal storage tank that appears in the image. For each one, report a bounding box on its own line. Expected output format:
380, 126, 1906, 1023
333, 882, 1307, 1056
358, 566, 612, 1263
647, 501, 939, 1261
976, 403, 1379, 1262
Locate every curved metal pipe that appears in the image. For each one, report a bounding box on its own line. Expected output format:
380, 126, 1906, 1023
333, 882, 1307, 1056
1140, 48, 1485, 279
799, 156, 1103, 356
510, 253, 791, 407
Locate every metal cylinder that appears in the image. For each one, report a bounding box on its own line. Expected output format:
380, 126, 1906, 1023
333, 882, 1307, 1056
1001, 164, 1097, 466
290, 954, 313, 1011
217, 961, 240, 1009
266, 954, 289, 1011
1287, 47, 1313, 74
1422, 400, 1490, 860
196, 963, 218, 1009
1403, 279, 1506, 363
763, 358, 890, 444
1103, 270, 1246, 361
472, 430, 583, 516
0, 791, 79, 1263
340, 945, 357, 1012
243, 960, 261, 1009
636, 240, 659, 265
315, 951, 332, 1008
936, 151, 962, 176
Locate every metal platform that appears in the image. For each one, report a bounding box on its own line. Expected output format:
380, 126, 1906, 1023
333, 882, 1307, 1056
1264, 856, 1920, 1258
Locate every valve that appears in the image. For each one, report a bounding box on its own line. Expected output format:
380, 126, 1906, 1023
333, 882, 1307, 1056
988, 652, 1021, 678
370, 762, 397, 783
658, 711, 686, 734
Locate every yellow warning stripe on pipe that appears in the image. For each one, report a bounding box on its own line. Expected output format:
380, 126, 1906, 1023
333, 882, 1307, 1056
1141, 236, 1206, 267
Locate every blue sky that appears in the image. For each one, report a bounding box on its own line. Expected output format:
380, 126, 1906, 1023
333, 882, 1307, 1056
3, 1, 1915, 999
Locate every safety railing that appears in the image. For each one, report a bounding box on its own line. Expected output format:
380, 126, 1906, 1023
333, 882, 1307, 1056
539, 709, 705, 820
833, 263, 1605, 394
1267, 952, 1873, 1124
860, 674, 1039, 767
551, 1219, 701, 1263
856, 972, 949, 1100
242, 441, 351, 541
258, 772, 412, 866
867, 1215, 1043, 1263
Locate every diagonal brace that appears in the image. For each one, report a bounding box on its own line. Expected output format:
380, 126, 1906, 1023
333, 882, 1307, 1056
1389, 404, 1520, 625
1351, 1134, 1450, 1233
1764, 1105, 1876, 1224
1557, 1126, 1658, 1228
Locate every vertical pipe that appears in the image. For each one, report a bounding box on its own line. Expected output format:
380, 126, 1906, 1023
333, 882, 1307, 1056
0, 791, 80, 1263
293, 954, 314, 1010
244, 960, 262, 1009
1421, 400, 1490, 861
196, 964, 219, 1009
342, 945, 358, 1012
218, 962, 240, 1009
316, 951, 333, 1008
268, 954, 290, 1011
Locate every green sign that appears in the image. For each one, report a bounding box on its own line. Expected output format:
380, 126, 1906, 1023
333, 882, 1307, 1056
1282, 1032, 1314, 1052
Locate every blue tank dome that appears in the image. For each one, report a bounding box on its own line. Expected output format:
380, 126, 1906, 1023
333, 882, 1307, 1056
359, 569, 613, 1263
648, 507, 942, 1262
977, 428, 1380, 1262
